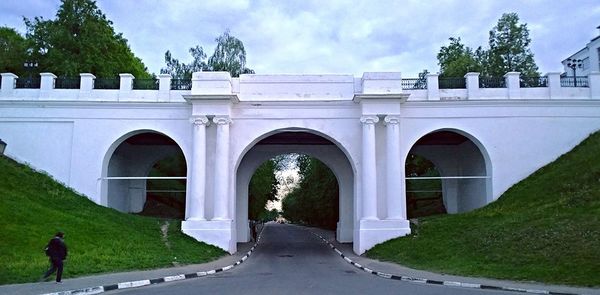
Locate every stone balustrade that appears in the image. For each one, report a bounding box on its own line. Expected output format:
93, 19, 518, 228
0, 71, 598, 101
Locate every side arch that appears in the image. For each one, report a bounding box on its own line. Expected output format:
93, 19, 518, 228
100, 129, 189, 214
403, 128, 493, 213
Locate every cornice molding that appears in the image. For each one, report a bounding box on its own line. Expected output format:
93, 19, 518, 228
183, 94, 239, 104
353, 93, 410, 103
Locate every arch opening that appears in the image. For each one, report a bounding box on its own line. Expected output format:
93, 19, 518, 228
236, 130, 354, 244
405, 130, 491, 215
103, 131, 187, 218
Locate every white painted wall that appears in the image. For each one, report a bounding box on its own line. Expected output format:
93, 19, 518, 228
1, 71, 599, 255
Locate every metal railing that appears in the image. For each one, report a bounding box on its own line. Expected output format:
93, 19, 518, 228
15, 77, 41, 89
439, 78, 466, 89
94, 78, 120, 89
171, 79, 192, 90
520, 76, 548, 88
133, 79, 159, 90
560, 76, 589, 87
55, 77, 81, 89
479, 77, 506, 88
401, 78, 427, 90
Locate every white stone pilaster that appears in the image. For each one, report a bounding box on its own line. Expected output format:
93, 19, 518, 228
188, 116, 209, 220
212, 115, 232, 220
360, 115, 379, 220
384, 115, 405, 220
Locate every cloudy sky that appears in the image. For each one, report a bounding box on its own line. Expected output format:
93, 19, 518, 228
1, 0, 599, 77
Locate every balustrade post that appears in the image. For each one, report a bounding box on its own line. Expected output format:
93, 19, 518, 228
40, 73, 56, 91
118, 73, 133, 100
589, 72, 600, 100
504, 72, 521, 99
1, 73, 18, 95
426, 74, 439, 100
547, 72, 562, 99
158, 74, 171, 102
465, 72, 480, 99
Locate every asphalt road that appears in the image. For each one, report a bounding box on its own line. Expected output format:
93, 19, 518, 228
109, 223, 514, 295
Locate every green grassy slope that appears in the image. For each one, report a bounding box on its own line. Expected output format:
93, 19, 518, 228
0, 156, 224, 284
367, 131, 600, 287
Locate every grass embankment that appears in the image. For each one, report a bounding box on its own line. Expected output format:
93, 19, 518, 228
0, 156, 225, 285
367, 131, 600, 287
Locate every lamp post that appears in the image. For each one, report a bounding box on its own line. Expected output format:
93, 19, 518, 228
23, 61, 39, 88
0, 139, 6, 156
566, 58, 583, 87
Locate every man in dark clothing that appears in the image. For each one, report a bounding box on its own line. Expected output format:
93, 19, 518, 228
41, 232, 68, 283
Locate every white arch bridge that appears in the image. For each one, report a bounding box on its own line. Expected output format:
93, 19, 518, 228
1, 71, 599, 254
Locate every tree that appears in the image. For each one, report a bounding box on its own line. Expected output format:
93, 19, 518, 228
437, 13, 539, 78
161, 46, 209, 80
24, 0, 151, 78
437, 37, 483, 77
248, 160, 278, 221
162, 30, 254, 79
0, 27, 28, 76
281, 156, 338, 229
208, 30, 254, 77
485, 13, 539, 77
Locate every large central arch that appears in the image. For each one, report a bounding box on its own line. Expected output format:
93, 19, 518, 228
235, 128, 355, 244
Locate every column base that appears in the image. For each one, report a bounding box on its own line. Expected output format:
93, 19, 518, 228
181, 219, 236, 254
336, 221, 353, 243
354, 219, 411, 255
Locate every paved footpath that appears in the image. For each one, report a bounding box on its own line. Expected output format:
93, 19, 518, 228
1, 223, 599, 295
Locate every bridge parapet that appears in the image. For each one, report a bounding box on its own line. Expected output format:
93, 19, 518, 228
1, 71, 599, 102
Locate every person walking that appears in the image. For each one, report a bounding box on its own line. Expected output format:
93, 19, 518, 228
41, 232, 68, 283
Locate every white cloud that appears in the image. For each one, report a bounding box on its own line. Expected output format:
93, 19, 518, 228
1, 0, 599, 77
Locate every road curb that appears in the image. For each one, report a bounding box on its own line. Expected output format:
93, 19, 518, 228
40, 229, 264, 295
310, 232, 583, 295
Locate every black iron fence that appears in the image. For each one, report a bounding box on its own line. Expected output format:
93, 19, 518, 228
401, 78, 427, 90
439, 78, 466, 89
479, 77, 506, 88
560, 76, 589, 87
55, 77, 81, 89
133, 79, 159, 90
171, 79, 192, 90
15, 77, 41, 89
520, 76, 548, 88
94, 78, 120, 89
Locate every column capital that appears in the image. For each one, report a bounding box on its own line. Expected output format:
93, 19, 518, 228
360, 115, 379, 125
190, 116, 210, 126
213, 116, 232, 125
384, 115, 401, 125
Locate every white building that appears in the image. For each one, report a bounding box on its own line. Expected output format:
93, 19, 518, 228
1, 70, 600, 255
562, 26, 600, 78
